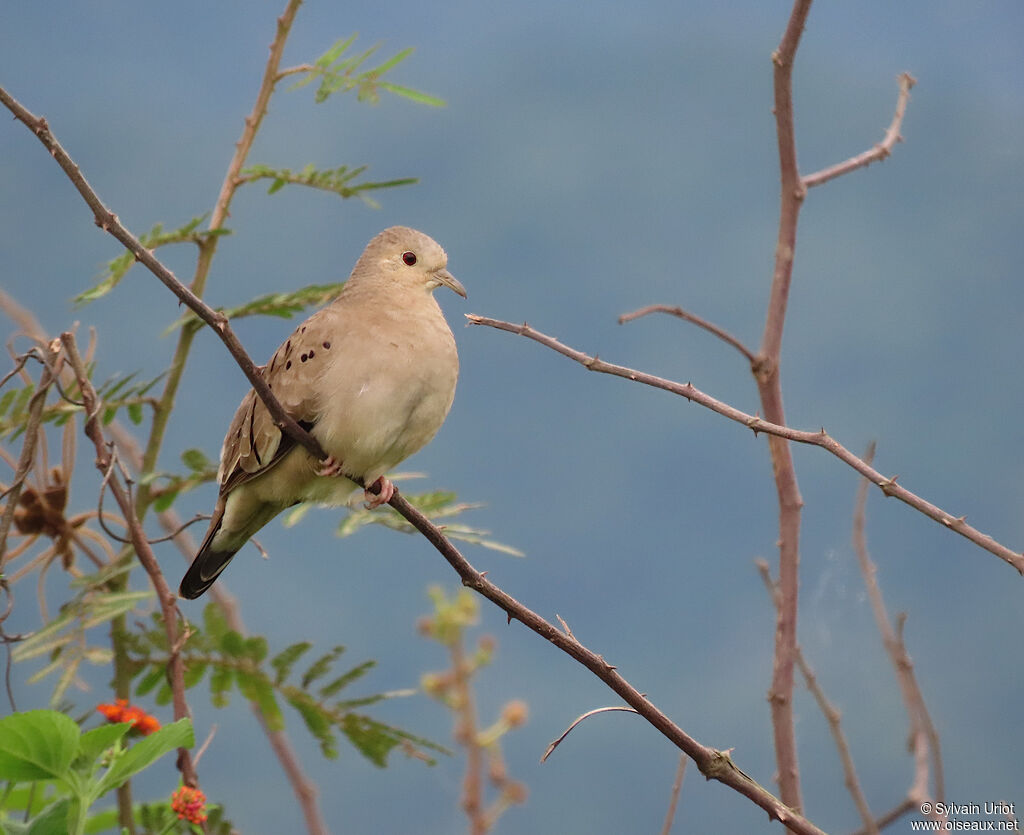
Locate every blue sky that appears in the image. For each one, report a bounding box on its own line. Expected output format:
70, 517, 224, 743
3, 2, 1023, 832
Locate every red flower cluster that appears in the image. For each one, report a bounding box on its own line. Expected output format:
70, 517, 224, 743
171, 786, 208, 825
95, 699, 161, 736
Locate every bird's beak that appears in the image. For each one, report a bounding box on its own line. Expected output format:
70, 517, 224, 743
434, 268, 467, 298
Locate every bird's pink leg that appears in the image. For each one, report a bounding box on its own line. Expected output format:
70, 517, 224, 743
363, 476, 394, 509
317, 456, 346, 478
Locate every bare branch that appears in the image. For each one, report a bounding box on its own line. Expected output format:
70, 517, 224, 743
60, 333, 201, 790
660, 754, 689, 835
757, 560, 877, 834
803, 74, 917, 189
853, 444, 943, 804
763, 2, 816, 817
618, 304, 757, 364
467, 314, 1024, 574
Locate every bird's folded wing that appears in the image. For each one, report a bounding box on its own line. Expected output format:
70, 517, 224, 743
217, 308, 334, 495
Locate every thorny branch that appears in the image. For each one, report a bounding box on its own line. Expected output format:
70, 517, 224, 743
853, 443, 943, 812
757, 560, 877, 835
466, 315, 1024, 575
803, 73, 916, 189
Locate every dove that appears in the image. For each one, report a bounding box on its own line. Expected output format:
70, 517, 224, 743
179, 226, 465, 599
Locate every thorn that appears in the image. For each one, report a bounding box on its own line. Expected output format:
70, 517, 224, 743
879, 474, 900, 497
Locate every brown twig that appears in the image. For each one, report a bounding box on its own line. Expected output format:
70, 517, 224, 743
660, 754, 689, 835
466, 315, 1024, 574
802, 74, 916, 189
0, 346, 61, 568
762, 1, 815, 817
451, 637, 485, 834
853, 444, 943, 806
618, 305, 757, 364
60, 333, 201, 791
757, 560, 877, 834
847, 798, 918, 835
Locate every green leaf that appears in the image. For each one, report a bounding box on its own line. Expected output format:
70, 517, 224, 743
181, 448, 212, 472
319, 659, 375, 699
96, 718, 193, 795
270, 641, 312, 685
314, 34, 358, 69
340, 714, 401, 769
0, 710, 80, 782
369, 46, 413, 75
234, 672, 284, 732
219, 630, 245, 658
302, 646, 345, 689
134, 666, 165, 697
283, 689, 336, 759
76, 215, 220, 305
209, 665, 233, 708
126, 402, 143, 424
202, 603, 229, 643
183, 660, 208, 689
77, 723, 131, 766
377, 81, 446, 107
151, 488, 179, 512
8, 796, 73, 835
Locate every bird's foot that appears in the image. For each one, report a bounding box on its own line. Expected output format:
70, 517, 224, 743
318, 456, 346, 478
364, 476, 394, 509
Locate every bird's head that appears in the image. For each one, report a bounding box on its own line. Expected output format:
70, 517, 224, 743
357, 226, 467, 298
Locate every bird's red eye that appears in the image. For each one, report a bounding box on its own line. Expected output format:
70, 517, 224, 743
402, 251, 417, 266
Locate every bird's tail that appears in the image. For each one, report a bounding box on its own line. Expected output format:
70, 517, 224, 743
179, 518, 236, 599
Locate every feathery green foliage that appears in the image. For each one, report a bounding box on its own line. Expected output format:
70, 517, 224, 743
289, 35, 445, 107
165, 282, 346, 335
335, 489, 525, 557
76, 215, 230, 305
121, 604, 449, 767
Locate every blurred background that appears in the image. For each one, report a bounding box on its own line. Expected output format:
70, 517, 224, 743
2, 1, 1022, 832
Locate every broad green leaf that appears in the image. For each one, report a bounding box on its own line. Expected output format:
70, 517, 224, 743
181, 448, 212, 472
134, 665, 165, 697
77, 723, 131, 765
0, 710, 80, 782
6, 796, 72, 835
96, 718, 193, 795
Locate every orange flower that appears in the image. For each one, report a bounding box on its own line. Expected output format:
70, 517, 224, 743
171, 786, 208, 825
95, 699, 161, 736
